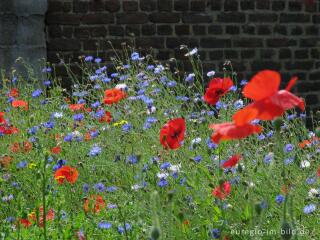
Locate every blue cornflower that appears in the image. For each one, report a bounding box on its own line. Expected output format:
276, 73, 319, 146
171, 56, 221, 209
258, 134, 266, 140
260, 201, 268, 209
287, 114, 297, 120
160, 162, 171, 170
266, 131, 274, 138
102, 77, 111, 84
303, 204, 316, 214
95, 57, 102, 63
118, 223, 131, 234
90, 130, 99, 138
73, 113, 84, 122
146, 65, 155, 71
64, 134, 73, 142
264, 153, 274, 165
193, 155, 203, 163
83, 183, 90, 193
98, 221, 112, 230
107, 186, 118, 192
43, 80, 51, 86
28, 126, 39, 135
240, 80, 248, 85
126, 155, 138, 164
207, 71, 215, 77
16, 161, 27, 169
284, 157, 294, 165
89, 146, 102, 157
107, 204, 117, 209
84, 56, 93, 62
157, 179, 168, 187
210, 229, 220, 239
122, 123, 132, 133
306, 177, 316, 185
230, 85, 237, 92
234, 99, 243, 109
94, 183, 106, 192
44, 121, 55, 129
32, 89, 42, 98
185, 73, 195, 83
42, 67, 52, 73
167, 80, 177, 87
284, 144, 294, 153
275, 194, 285, 204
131, 52, 140, 61
6, 217, 15, 223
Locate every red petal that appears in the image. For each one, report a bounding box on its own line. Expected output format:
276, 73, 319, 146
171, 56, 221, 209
285, 76, 298, 91
243, 70, 280, 101
233, 99, 284, 125
210, 122, 262, 144
270, 90, 305, 111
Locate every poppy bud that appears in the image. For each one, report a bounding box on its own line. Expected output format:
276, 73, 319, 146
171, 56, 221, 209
237, 164, 243, 173
280, 221, 292, 240
178, 212, 184, 221
150, 227, 161, 240
255, 203, 262, 215
245, 193, 249, 199
316, 110, 320, 120
218, 179, 225, 185
167, 190, 174, 202
274, 118, 283, 132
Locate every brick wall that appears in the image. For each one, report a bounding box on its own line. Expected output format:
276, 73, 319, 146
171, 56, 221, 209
46, 0, 320, 111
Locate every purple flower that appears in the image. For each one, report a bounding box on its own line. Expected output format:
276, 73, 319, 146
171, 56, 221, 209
32, 89, 42, 98
284, 144, 294, 153
98, 221, 112, 230
73, 113, 84, 122
303, 204, 316, 214
94, 183, 105, 192
89, 146, 101, 157
275, 194, 285, 204
157, 179, 168, 187
118, 223, 131, 234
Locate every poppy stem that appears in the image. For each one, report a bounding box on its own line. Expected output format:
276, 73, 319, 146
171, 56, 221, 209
42, 160, 47, 240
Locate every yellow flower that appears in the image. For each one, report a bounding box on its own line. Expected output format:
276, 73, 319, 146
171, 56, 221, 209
28, 163, 37, 169
113, 120, 128, 127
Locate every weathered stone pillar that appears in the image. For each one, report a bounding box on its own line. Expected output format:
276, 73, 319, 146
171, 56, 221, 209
0, 0, 47, 79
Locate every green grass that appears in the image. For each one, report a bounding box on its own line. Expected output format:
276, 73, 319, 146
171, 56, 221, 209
0, 51, 319, 240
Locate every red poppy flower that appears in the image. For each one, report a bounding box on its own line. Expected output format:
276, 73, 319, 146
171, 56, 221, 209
233, 70, 305, 126
10, 142, 20, 153
7, 88, 19, 97
69, 104, 85, 112
160, 118, 186, 150
0, 125, 19, 135
104, 88, 127, 105
99, 111, 112, 123
222, 154, 242, 168
83, 195, 106, 213
209, 122, 262, 144
204, 77, 233, 105
23, 141, 32, 152
0, 112, 6, 125
12, 100, 28, 111
212, 181, 231, 200
317, 167, 320, 177
51, 146, 61, 155
54, 166, 79, 184
0, 155, 13, 168
29, 207, 55, 227
20, 218, 32, 228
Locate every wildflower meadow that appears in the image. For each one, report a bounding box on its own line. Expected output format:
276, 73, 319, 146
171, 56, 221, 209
0, 48, 319, 240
